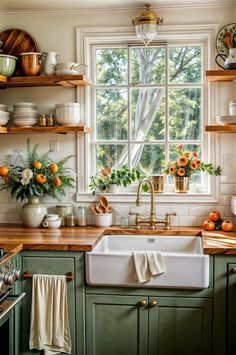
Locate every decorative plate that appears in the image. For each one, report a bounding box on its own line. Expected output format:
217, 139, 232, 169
216, 23, 236, 55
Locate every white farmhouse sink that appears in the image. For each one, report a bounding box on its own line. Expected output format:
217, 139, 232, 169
86, 235, 209, 289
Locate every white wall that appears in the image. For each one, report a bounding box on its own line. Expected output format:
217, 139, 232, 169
0, 4, 236, 225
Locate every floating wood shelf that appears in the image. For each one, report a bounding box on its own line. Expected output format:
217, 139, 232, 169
206, 70, 236, 82
0, 74, 92, 88
0, 125, 92, 134
205, 125, 236, 132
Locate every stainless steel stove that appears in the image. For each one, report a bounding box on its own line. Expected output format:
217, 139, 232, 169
0, 247, 25, 354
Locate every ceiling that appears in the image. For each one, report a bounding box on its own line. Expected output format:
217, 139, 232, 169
0, 0, 234, 11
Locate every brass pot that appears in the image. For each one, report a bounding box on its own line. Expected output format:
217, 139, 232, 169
174, 177, 190, 193
150, 175, 165, 193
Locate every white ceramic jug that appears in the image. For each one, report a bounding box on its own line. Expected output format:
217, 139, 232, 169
42, 52, 59, 75
215, 48, 236, 70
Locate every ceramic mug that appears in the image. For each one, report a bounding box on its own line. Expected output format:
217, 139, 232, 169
19, 52, 42, 76
42, 217, 62, 229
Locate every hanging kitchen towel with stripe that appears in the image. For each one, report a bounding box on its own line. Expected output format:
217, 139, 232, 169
29, 274, 71, 354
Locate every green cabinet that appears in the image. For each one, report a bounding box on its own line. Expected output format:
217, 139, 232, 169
214, 256, 236, 355
20, 250, 85, 355
86, 294, 212, 355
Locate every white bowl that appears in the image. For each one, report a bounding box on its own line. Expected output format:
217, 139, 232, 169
217, 115, 236, 125
13, 102, 37, 109
13, 113, 38, 118
0, 111, 9, 119
56, 62, 78, 71
14, 108, 38, 113
13, 119, 37, 127
55, 103, 80, 126
94, 213, 113, 227
42, 217, 62, 229
0, 104, 7, 111
0, 118, 9, 126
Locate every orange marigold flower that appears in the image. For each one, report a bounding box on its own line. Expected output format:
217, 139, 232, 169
176, 144, 183, 150
177, 156, 188, 167
33, 161, 42, 170
101, 166, 112, 177
169, 165, 177, 174
183, 151, 191, 158
192, 151, 199, 158
190, 161, 198, 170
177, 168, 186, 176
195, 159, 201, 166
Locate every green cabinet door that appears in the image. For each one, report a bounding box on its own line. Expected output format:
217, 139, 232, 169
227, 262, 236, 355
20, 251, 85, 355
86, 294, 149, 355
149, 297, 212, 355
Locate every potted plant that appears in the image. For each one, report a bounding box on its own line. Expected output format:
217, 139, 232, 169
163, 144, 221, 192
0, 139, 74, 227
89, 165, 143, 194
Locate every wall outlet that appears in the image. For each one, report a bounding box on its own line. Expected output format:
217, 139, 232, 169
50, 140, 60, 151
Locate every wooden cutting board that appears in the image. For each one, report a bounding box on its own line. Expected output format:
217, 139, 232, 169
0, 28, 39, 57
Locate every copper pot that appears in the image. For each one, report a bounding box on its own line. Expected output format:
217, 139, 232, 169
19, 52, 41, 76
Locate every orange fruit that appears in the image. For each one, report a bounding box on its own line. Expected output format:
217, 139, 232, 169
0, 166, 10, 177
49, 163, 58, 174
35, 173, 46, 184
53, 176, 62, 187
33, 161, 42, 170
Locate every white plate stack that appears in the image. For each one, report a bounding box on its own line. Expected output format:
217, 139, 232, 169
13, 103, 38, 127
0, 104, 9, 126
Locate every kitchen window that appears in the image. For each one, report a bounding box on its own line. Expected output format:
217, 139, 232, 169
92, 43, 205, 191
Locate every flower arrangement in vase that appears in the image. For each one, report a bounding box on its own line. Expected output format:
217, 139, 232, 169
0, 139, 74, 227
163, 144, 221, 192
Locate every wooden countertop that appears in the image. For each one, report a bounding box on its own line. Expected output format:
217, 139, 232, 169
0, 225, 236, 255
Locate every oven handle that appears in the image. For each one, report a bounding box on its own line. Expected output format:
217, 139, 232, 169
0, 293, 26, 321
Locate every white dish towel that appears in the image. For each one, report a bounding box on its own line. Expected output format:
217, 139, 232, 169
29, 274, 72, 355
133, 251, 166, 283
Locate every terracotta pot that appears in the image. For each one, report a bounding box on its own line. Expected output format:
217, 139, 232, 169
174, 177, 190, 193
19, 52, 41, 76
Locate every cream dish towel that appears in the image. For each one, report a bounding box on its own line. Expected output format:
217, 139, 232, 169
29, 274, 71, 355
133, 251, 166, 283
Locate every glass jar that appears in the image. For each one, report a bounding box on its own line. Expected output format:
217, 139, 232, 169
77, 206, 87, 227
66, 213, 75, 227
56, 204, 73, 226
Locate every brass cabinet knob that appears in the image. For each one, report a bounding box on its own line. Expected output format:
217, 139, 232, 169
232, 268, 236, 273
137, 300, 146, 306
149, 300, 157, 308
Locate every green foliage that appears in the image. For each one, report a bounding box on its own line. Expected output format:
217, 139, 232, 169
0, 139, 74, 201
89, 165, 144, 194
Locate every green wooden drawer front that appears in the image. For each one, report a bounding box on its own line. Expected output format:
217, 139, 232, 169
20, 252, 85, 355
149, 297, 212, 355
86, 294, 149, 355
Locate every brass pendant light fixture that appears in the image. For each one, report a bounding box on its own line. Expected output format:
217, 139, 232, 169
132, 3, 163, 46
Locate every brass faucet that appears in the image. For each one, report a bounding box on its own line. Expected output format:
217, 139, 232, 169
129, 178, 177, 230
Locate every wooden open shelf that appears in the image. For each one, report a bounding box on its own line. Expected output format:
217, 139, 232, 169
0, 125, 92, 134
206, 70, 236, 82
0, 75, 92, 88
205, 125, 236, 132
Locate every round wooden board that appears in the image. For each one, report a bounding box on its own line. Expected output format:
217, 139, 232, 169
0, 28, 39, 57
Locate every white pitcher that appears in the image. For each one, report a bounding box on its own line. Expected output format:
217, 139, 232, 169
42, 52, 59, 75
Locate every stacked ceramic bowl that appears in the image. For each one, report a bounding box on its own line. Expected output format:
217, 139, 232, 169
13, 103, 38, 127
0, 104, 9, 126
55, 103, 80, 126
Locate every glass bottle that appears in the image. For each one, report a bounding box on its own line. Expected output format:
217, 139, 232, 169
77, 206, 87, 226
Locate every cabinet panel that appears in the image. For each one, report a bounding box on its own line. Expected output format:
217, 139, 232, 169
149, 297, 212, 355
86, 294, 148, 355
227, 263, 236, 355
20, 252, 84, 355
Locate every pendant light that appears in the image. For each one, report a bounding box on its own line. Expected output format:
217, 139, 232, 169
132, 3, 163, 46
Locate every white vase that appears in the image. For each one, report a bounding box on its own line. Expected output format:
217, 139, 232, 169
107, 184, 118, 193
21, 196, 47, 228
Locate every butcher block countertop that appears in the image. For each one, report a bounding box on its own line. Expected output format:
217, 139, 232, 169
0, 225, 236, 255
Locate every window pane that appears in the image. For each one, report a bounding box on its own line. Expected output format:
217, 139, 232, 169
133, 144, 165, 175
169, 46, 202, 84
169, 88, 202, 140
96, 89, 128, 140
96, 144, 127, 171
96, 48, 128, 85
131, 88, 165, 141
131, 47, 165, 84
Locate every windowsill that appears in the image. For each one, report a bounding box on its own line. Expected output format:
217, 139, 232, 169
75, 192, 219, 204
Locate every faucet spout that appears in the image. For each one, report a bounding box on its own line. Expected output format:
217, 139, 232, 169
136, 178, 156, 228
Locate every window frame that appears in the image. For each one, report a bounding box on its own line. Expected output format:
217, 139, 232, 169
75, 24, 220, 204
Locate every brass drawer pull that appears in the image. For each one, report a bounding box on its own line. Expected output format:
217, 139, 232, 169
232, 268, 236, 274
149, 300, 157, 308
137, 300, 146, 306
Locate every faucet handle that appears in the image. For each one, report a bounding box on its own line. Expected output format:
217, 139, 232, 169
129, 211, 141, 229
166, 212, 177, 217
164, 212, 177, 230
